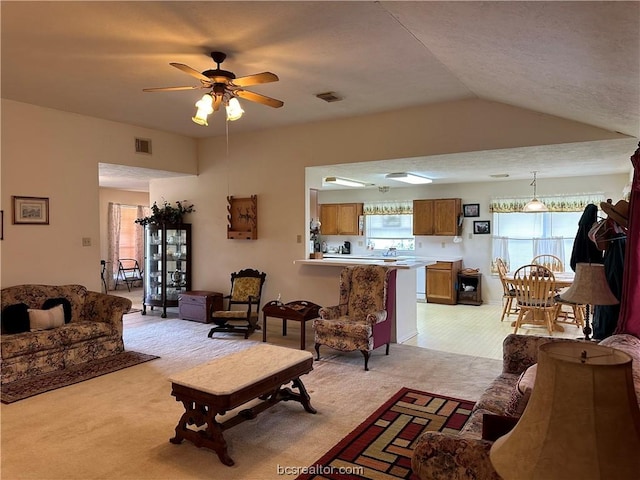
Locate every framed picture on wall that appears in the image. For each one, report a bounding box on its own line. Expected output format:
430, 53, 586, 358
12, 196, 49, 225
463, 203, 480, 217
473, 220, 491, 234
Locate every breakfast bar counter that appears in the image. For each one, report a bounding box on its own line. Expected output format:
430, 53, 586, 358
295, 256, 440, 343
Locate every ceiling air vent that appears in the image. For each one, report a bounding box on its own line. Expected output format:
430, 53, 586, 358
135, 137, 152, 155
315, 91, 342, 103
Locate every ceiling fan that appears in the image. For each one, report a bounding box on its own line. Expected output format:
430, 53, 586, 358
143, 51, 283, 124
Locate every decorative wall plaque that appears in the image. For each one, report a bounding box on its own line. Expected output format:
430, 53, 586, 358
227, 195, 258, 240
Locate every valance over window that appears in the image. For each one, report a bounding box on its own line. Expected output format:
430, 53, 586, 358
489, 194, 605, 213
363, 201, 412, 215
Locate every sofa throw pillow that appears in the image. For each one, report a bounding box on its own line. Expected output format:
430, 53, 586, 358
504, 364, 538, 417
28, 304, 65, 331
1, 303, 31, 334
42, 297, 72, 323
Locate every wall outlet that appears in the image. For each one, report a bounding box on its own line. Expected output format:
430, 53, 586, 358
418, 242, 423, 248
468, 233, 473, 239
296, 234, 302, 243
358, 241, 363, 247
82, 237, 92, 247
441, 242, 446, 248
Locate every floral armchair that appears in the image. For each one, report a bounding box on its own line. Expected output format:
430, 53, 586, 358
313, 265, 396, 370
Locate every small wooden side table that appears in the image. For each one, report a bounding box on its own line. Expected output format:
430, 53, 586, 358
262, 300, 321, 350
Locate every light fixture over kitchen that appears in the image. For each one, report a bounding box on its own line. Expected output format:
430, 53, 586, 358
386, 173, 433, 185
522, 171, 548, 212
324, 176, 366, 188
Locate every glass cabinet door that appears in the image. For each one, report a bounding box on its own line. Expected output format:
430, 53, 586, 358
143, 223, 191, 317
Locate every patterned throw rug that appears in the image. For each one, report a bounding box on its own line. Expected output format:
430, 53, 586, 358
296, 387, 474, 480
1, 351, 159, 404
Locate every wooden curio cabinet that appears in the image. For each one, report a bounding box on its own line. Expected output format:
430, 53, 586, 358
319, 203, 363, 235
413, 198, 462, 236
142, 223, 192, 318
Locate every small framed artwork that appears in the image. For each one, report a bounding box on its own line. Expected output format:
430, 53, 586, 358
12, 196, 49, 225
473, 220, 491, 234
463, 203, 480, 217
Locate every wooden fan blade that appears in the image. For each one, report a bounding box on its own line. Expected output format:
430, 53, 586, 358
142, 86, 200, 92
213, 94, 223, 112
233, 72, 279, 87
170, 63, 212, 83
235, 90, 284, 108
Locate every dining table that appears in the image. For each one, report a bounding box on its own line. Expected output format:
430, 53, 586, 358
504, 270, 576, 332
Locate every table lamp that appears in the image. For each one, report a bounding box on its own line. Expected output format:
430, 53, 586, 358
559, 262, 618, 340
490, 341, 640, 479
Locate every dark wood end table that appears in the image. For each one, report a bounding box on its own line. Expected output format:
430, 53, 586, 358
262, 300, 321, 350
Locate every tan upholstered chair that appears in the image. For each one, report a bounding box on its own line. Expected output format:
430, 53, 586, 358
511, 264, 557, 335
208, 269, 266, 339
312, 265, 396, 371
531, 254, 565, 272
496, 258, 518, 322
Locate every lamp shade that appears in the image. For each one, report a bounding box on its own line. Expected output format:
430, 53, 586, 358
490, 341, 640, 479
560, 263, 619, 306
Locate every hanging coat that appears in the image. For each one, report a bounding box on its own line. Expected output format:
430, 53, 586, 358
569, 204, 603, 271
593, 237, 625, 340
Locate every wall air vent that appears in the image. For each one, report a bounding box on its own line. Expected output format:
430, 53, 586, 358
315, 91, 343, 103
135, 138, 152, 155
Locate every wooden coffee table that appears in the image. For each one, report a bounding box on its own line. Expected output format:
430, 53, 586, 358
168, 344, 316, 466
262, 300, 321, 350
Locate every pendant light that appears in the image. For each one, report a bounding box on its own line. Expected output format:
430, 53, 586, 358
522, 171, 548, 212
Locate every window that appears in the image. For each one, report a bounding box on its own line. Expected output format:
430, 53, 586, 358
489, 194, 603, 272
492, 211, 583, 271
365, 214, 415, 251
118, 206, 139, 259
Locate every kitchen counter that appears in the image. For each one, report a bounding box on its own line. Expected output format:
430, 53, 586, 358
295, 256, 442, 343
295, 257, 432, 269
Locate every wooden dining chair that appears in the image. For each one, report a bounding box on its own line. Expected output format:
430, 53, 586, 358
511, 264, 557, 335
531, 254, 565, 272
496, 258, 518, 322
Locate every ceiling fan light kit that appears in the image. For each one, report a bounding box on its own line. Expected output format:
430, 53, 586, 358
192, 94, 214, 126
324, 176, 366, 188
386, 172, 433, 185
522, 171, 549, 212
144, 51, 283, 126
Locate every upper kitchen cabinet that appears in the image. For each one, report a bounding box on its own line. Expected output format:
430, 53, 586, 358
320, 203, 363, 235
413, 198, 462, 236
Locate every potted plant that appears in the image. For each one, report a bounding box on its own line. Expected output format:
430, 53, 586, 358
135, 200, 195, 226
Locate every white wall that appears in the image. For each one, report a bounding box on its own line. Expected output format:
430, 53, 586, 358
1, 97, 633, 310
150, 99, 633, 310
1, 100, 197, 289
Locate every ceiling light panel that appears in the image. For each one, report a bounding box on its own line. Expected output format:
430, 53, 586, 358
324, 176, 366, 187
386, 173, 433, 184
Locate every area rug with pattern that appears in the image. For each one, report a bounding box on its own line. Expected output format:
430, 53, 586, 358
1, 351, 159, 404
296, 387, 475, 480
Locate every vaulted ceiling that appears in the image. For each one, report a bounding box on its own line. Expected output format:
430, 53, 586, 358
2, 1, 638, 190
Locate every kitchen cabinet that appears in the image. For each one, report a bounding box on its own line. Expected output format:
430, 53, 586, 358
142, 223, 192, 318
426, 260, 462, 305
413, 198, 462, 236
320, 203, 363, 235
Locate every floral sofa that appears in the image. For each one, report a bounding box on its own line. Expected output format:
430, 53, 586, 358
411, 333, 640, 480
1, 284, 131, 384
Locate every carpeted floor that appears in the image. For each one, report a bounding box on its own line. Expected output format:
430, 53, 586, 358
297, 387, 474, 480
1, 351, 159, 404
0, 313, 502, 480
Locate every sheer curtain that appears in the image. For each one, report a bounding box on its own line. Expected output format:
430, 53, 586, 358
107, 203, 121, 290
135, 205, 150, 274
